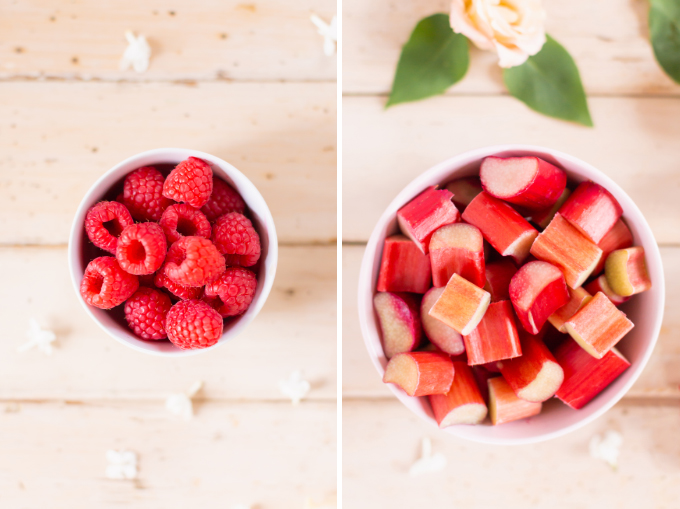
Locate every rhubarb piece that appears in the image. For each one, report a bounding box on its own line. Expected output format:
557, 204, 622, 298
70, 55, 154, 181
564, 292, 634, 359
472, 366, 498, 403
488, 377, 542, 425
554, 339, 631, 409
605, 246, 652, 297
463, 300, 522, 365
429, 361, 487, 426
374, 292, 423, 359
531, 188, 571, 230
462, 192, 538, 264
558, 181, 623, 244
429, 223, 485, 288
530, 213, 602, 288
480, 156, 567, 211
497, 333, 564, 402
592, 219, 634, 274
421, 287, 465, 355
585, 275, 630, 306
429, 274, 490, 336
446, 177, 483, 210
382, 352, 454, 397
509, 261, 570, 335
548, 287, 592, 333
483, 260, 518, 302
376, 235, 432, 294
397, 186, 460, 253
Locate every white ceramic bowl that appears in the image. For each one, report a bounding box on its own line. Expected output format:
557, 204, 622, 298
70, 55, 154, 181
358, 144, 665, 444
69, 148, 278, 357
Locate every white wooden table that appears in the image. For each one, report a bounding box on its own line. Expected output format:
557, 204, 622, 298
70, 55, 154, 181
0, 1, 336, 507
343, 0, 680, 506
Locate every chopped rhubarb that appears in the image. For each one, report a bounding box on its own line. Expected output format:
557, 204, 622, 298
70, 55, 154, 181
383, 351, 455, 397
421, 287, 465, 355
530, 213, 602, 289
462, 192, 538, 264
445, 176, 483, 210
483, 259, 518, 302
463, 300, 522, 365
548, 286, 592, 333
554, 339, 631, 409
509, 261, 570, 335
397, 186, 460, 253
374, 292, 422, 359
488, 377, 542, 425
472, 366, 499, 403
585, 275, 630, 306
429, 274, 491, 336
429, 223, 485, 288
531, 188, 571, 230
480, 156, 566, 211
564, 292, 634, 359
558, 181, 623, 244
497, 333, 564, 402
429, 361, 488, 427
605, 246, 652, 297
592, 219, 633, 274
376, 235, 432, 294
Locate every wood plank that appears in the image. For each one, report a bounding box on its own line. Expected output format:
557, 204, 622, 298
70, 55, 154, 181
342, 244, 680, 399
343, 95, 680, 244
0, 0, 336, 82
343, 0, 679, 96
344, 399, 680, 508
0, 245, 336, 401
0, 81, 336, 245
0, 400, 335, 508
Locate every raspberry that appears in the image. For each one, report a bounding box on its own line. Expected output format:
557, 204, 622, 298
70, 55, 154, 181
201, 178, 246, 221
84, 201, 134, 254
162, 236, 225, 287
116, 223, 168, 275
203, 267, 257, 316
162, 157, 213, 208
211, 212, 261, 267
80, 256, 139, 309
154, 271, 203, 300
123, 166, 173, 221
159, 203, 211, 244
124, 287, 172, 340
165, 299, 223, 350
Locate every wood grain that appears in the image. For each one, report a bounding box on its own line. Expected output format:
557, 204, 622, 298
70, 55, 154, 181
0, 0, 336, 82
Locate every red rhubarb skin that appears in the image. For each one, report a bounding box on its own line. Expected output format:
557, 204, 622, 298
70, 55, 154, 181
396, 186, 460, 254
463, 300, 522, 365
421, 287, 465, 355
623, 246, 653, 295
497, 333, 561, 398
488, 377, 542, 425
471, 366, 499, 403
375, 292, 423, 358
385, 351, 455, 397
483, 260, 518, 302
430, 246, 485, 288
554, 338, 630, 409
377, 235, 432, 294
592, 219, 633, 275
445, 177, 483, 210
429, 361, 486, 425
531, 188, 571, 230
480, 156, 567, 211
558, 182, 623, 244
585, 275, 630, 305
509, 261, 570, 335
462, 192, 538, 263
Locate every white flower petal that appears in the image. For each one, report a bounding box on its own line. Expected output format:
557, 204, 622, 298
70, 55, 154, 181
105, 450, 138, 480
409, 437, 447, 477
279, 370, 311, 405
18, 319, 57, 355
120, 31, 151, 73
590, 430, 623, 469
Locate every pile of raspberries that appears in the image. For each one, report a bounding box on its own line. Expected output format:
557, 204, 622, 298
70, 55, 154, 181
80, 157, 261, 350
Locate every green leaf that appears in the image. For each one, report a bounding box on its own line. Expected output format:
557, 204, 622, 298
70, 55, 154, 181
649, 0, 680, 84
387, 14, 469, 107
502, 35, 593, 127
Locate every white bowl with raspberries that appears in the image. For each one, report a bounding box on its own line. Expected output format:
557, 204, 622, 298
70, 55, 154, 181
358, 144, 664, 444
69, 148, 278, 356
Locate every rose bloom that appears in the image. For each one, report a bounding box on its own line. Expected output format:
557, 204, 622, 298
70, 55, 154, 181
450, 0, 546, 68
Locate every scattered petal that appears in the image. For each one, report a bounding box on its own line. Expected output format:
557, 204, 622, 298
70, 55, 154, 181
409, 437, 447, 477
105, 449, 138, 480
18, 318, 57, 355
166, 381, 204, 420
590, 430, 623, 470
279, 370, 311, 405
120, 31, 151, 73
310, 14, 337, 56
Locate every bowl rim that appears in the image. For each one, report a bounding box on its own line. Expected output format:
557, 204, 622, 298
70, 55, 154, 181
68, 147, 278, 357
358, 143, 665, 444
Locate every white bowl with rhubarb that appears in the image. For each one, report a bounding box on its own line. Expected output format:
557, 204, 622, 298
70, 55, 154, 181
358, 145, 664, 444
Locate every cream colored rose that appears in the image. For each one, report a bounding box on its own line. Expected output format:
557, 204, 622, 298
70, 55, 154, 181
450, 0, 546, 68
